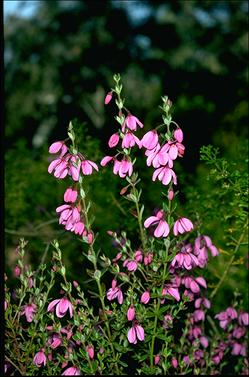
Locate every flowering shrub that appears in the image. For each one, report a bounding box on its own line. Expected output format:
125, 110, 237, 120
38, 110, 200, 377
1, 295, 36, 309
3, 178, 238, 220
5, 74, 248, 375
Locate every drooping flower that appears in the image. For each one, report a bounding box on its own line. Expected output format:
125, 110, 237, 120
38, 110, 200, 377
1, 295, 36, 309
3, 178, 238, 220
144, 252, 153, 265
171, 358, 178, 368
171, 243, 199, 270
238, 311, 249, 326
106, 280, 123, 304
174, 128, 184, 143
154, 354, 160, 365
62, 366, 81, 375
127, 322, 145, 344
47, 298, 73, 318
194, 235, 219, 267
21, 303, 37, 322
47, 333, 62, 349
182, 276, 207, 294
122, 114, 144, 132
162, 285, 180, 302
152, 166, 177, 186
173, 217, 194, 236
144, 209, 170, 238
64, 187, 78, 203
123, 259, 138, 272
141, 130, 159, 150
122, 132, 141, 149
134, 249, 143, 262
81, 160, 99, 175
49, 141, 68, 156
113, 158, 133, 178
33, 350, 46, 367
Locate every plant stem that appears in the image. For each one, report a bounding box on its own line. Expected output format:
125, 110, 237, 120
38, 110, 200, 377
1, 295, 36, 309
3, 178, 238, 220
210, 222, 247, 300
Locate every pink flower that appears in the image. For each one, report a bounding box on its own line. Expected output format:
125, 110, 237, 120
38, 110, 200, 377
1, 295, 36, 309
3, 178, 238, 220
104, 91, 113, 105
14, 265, 21, 277
21, 303, 37, 322
200, 336, 209, 348
62, 366, 81, 375
113, 158, 133, 178
233, 326, 246, 339
47, 333, 62, 349
144, 252, 153, 265
108, 133, 120, 148
49, 141, 68, 156
64, 187, 78, 203
239, 311, 249, 326
144, 209, 170, 238
193, 309, 205, 322
134, 249, 143, 262
56, 204, 81, 231
81, 160, 99, 175
162, 285, 180, 302
194, 235, 219, 267
127, 322, 145, 344
171, 243, 199, 270
231, 342, 246, 356
123, 259, 138, 272
152, 166, 177, 186
174, 128, 184, 143
86, 345, 94, 359
122, 132, 141, 149
127, 306, 135, 321
122, 114, 143, 132
141, 130, 159, 150
33, 350, 46, 367
195, 297, 211, 309
107, 280, 123, 304
173, 218, 194, 236
154, 354, 160, 365
167, 189, 174, 201
183, 276, 207, 294
100, 155, 113, 166
140, 291, 150, 304
171, 358, 178, 368
47, 298, 73, 318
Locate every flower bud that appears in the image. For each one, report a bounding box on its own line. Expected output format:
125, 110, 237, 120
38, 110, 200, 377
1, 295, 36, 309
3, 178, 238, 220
104, 92, 113, 105
172, 358, 178, 368
140, 291, 150, 304
127, 306, 135, 321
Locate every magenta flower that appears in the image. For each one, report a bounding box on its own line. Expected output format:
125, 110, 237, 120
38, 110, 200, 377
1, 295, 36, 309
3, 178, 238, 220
123, 259, 138, 272
183, 276, 207, 294
231, 342, 246, 356
127, 322, 145, 344
193, 309, 205, 322
47, 297, 73, 318
81, 160, 99, 175
108, 133, 120, 148
167, 189, 174, 201
106, 280, 123, 304
233, 326, 246, 339
62, 366, 81, 375
200, 336, 209, 348
239, 311, 249, 326
144, 209, 170, 238
140, 291, 150, 304
21, 303, 37, 322
64, 187, 78, 203
141, 130, 159, 150
162, 285, 180, 302
122, 132, 141, 149
113, 159, 133, 178
174, 128, 184, 143
49, 141, 68, 156
104, 91, 113, 105
171, 358, 178, 368
86, 345, 94, 359
47, 333, 62, 349
100, 155, 114, 166
122, 114, 144, 132
144, 252, 153, 265
152, 166, 177, 186
134, 249, 143, 262
173, 217, 194, 236
127, 306, 135, 321
195, 297, 211, 309
194, 235, 219, 267
171, 243, 199, 270
154, 354, 160, 365
56, 204, 82, 231
33, 350, 46, 367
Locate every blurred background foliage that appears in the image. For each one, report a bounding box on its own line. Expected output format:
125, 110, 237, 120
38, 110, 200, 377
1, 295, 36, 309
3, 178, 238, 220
4, 0, 248, 311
